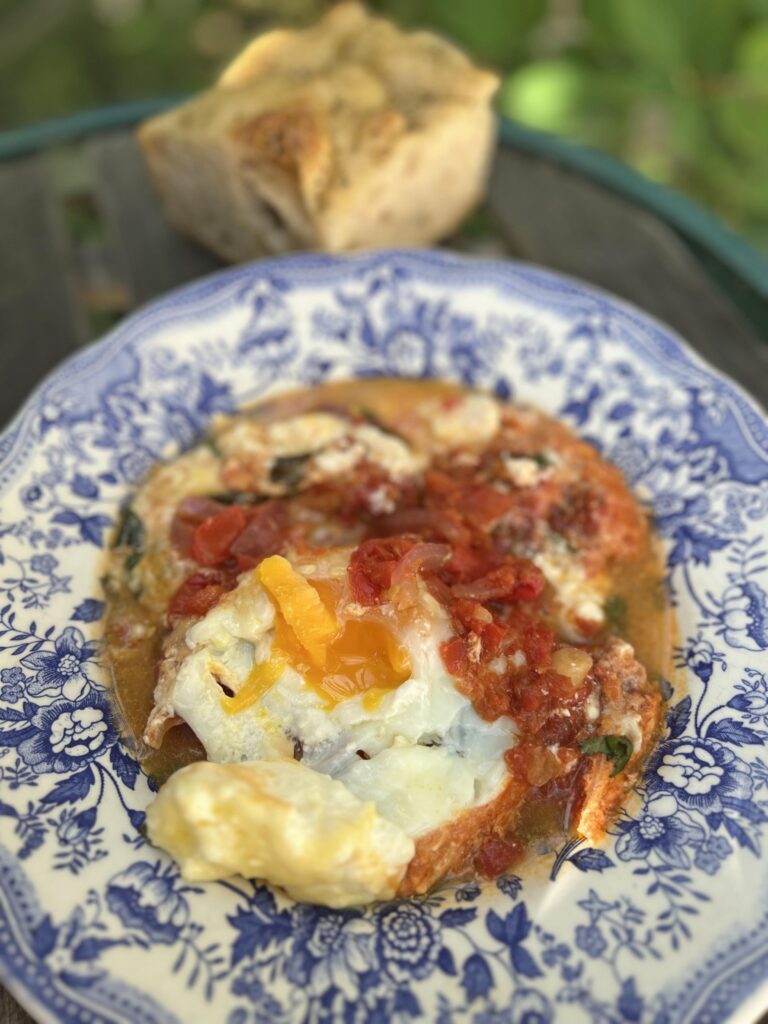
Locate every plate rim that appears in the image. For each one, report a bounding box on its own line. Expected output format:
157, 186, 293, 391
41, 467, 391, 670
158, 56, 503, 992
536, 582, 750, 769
1, 248, 767, 1024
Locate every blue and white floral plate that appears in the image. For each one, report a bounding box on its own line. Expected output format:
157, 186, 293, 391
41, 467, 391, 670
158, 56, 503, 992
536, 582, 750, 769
1, 251, 767, 1024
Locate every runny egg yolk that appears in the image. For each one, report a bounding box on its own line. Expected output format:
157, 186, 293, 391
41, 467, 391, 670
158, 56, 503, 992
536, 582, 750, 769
224, 556, 411, 712
257, 555, 337, 666
223, 653, 287, 716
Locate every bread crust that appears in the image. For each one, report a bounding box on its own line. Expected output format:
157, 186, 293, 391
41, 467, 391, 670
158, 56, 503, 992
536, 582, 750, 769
398, 776, 528, 896
397, 638, 662, 894
575, 638, 662, 842
138, 3, 499, 260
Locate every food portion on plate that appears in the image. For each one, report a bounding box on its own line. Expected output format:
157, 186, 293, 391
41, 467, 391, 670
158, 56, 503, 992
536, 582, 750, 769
104, 379, 667, 907
138, 2, 498, 261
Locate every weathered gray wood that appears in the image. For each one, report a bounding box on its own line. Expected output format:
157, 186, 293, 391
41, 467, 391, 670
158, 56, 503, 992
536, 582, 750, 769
487, 147, 768, 409
0, 986, 35, 1024
86, 133, 222, 307
0, 155, 88, 426
2, 133, 768, 1024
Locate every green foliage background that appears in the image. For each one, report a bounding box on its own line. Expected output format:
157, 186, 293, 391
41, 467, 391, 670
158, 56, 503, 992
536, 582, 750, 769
1, 0, 766, 248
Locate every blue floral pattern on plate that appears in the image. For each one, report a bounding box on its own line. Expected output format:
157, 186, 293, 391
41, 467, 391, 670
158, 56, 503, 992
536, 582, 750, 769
0, 251, 766, 1024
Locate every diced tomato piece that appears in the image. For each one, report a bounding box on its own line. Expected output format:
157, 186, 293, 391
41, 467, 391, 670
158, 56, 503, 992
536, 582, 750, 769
171, 496, 229, 556
230, 501, 288, 570
461, 485, 517, 530
451, 560, 545, 603
474, 837, 523, 878
167, 572, 234, 623
371, 507, 469, 545
423, 469, 458, 498
441, 635, 469, 677
512, 561, 547, 601
190, 505, 247, 567
348, 535, 417, 605
549, 485, 604, 540
446, 544, 496, 582
504, 745, 527, 777
522, 620, 555, 668
451, 598, 488, 632
478, 619, 506, 656
348, 561, 382, 605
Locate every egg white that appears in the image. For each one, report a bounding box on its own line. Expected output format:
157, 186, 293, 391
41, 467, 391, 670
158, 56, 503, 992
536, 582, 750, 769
146, 758, 415, 906
149, 552, 518, 904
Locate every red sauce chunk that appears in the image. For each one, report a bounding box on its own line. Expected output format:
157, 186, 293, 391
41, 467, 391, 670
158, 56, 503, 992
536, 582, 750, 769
108, 379, 667, 890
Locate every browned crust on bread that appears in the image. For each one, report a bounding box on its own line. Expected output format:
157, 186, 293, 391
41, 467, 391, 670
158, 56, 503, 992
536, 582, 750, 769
231, 105, 334, 208
399, 637, 663, 893
137, 3, 498, 260
232, 107, 326, 176
575, 638, 663, 842
397, 776, 529, 896
143, 618, 193, 748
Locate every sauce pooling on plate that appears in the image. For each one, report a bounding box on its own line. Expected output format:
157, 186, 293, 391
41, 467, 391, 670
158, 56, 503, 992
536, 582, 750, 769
103, 379, 672, 906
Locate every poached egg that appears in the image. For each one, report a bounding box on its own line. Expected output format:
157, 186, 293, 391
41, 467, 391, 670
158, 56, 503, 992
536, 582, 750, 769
146, 549, 517, 906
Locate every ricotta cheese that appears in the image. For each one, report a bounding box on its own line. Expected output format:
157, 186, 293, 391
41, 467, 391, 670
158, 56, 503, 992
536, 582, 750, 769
146, 759, 414, 906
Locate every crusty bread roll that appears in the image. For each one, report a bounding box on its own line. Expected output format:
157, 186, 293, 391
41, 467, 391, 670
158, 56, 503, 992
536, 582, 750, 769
138, 2, 499, 261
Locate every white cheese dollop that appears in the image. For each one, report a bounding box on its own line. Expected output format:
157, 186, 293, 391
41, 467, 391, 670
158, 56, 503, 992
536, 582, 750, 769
214, 411, 424, 490
421, 394, 501, 450
145, 556, 518, 899
146, 759, 414, 907
533, 534, 607, 640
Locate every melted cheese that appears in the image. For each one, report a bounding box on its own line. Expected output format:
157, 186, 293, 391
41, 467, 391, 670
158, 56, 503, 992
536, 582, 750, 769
146, 554, 518, 891
213, 411, 424, 491
421, 394, 501, 449
146, 759, 414, 906
133, 447, 222, 541
533, 534, 607, 639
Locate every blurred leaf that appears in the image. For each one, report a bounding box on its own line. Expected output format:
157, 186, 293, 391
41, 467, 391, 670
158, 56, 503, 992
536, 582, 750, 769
371, 0, 548, 65
9, 41, 92, 124
499, 60, 589, 135
586, 0, 746, 74
713, 92, 768, 160
580, 0, 624, 55
430, 0, 548, 65
736, 22, 768, 81
677, 0, 743, 73
667, 95, 710, 161
603, 0, 688, 76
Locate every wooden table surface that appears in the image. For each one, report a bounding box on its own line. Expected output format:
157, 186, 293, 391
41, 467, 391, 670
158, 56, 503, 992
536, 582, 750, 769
0, 130, 766, 1023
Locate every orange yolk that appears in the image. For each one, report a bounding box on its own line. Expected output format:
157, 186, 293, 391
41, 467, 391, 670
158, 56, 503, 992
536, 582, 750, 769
273, 612, 411, 705
223, 556, 411, 710
223, 653, 287, 716
257, 555, 337, 666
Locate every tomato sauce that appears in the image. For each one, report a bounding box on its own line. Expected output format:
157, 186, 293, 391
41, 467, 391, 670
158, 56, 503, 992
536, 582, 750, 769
103, 378, 676, 831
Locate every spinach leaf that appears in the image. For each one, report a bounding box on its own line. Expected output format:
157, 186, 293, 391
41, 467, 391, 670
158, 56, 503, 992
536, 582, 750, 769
113, 506, 144, 571
269, 453, 312, 492
579, 734, 634, 776
603, 595, 627, 634
114, 506, 144, 550
208, 492, 266, 506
